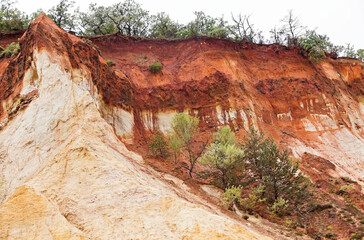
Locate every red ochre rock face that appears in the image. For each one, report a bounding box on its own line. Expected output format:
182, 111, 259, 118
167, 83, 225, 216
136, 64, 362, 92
87, 32, 364, 185
1, 14, 364, 184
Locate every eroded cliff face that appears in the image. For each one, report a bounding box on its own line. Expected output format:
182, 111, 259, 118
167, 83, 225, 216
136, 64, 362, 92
0, 14, 291, 240
0, 13, 363, 239
88, 32, 364, 185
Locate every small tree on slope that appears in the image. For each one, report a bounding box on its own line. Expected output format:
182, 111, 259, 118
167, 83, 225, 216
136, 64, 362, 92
199, 126, 244, 189
169, 113, 206, 177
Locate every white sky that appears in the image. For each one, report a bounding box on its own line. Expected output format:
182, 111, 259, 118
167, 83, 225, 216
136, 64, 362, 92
15, 0, 364, 49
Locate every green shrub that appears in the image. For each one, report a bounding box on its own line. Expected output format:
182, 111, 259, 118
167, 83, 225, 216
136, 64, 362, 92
240, 184, 266, 212
325, 232, 337, 239
351, 232, 362, 239
0, 42, 20, 58
148, 61, 162, 73
148, 130, 169, 158
167, 133, 183, 165
337, 184, 354, 195
268, 197, 288, 216
357, 49, 364, 62
299, 30, 332, 63
106, 59, 116, 67
284, 219, 295, 228
222, 185, 242, 208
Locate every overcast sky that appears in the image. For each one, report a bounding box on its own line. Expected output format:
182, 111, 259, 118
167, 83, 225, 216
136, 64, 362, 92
15, 0, 364, 49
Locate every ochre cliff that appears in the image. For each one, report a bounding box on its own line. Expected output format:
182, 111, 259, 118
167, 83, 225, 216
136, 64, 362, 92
88, 32, 364, 185
0, 14, 295, 240
0, 13, 363, 239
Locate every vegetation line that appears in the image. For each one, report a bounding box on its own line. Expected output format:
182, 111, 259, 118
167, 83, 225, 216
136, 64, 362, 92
0, 0, 363, 62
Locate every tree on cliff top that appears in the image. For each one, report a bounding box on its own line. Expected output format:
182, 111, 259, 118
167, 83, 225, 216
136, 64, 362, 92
150, 12, 181, 39
106, 0, 151, 37
229, 13, 263, 43
299, 30, 331, 63
178, 11, 228, 39
281, 10, 306, 46
48, 0, 77, 31
0, 0, 28, 31
79, 3, 116, 35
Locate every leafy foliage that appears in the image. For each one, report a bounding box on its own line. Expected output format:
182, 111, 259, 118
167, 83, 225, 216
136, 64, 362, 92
0, 0, 361, 60
243, 128, 310, 205
239, 184, 266, 212
222, 185, 242, 208
106, 59, 116, 67
336, 184, 354, 195
28, 8, 44, 22
343, 43, 356, 58
106, 0, 150, 37
148, 130, 169, 158
0, 41, 19, 58
242, 128, 265, 180
2, 1, 357, 59
47, 0, 77, 31
169, 113, 199, 150
267, 197, 288, 216
79, 3, 116, 35
299, 30, 333, 63
356, 49, 364, 62
199, 126, 244, 188
0, 0, 28, 31
150, 12, 181, 39
169, 113, 203, 177
148, 61, 162, 73
176, 11, 229, 39
167, 133, 183, 165
259, 139, 300, 202
351, 232, 363, 239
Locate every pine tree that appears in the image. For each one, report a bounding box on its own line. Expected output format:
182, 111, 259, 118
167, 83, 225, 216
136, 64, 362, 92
242, 128, 265, 180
